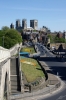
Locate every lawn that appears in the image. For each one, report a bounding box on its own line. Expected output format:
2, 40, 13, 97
20, 47, 35, 54
20, 57, 44, 83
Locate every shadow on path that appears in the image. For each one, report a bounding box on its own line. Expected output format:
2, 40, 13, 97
38, 56, 66, 81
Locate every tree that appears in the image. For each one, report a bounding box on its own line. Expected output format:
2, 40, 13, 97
0, 28, 22, 49
0, 30, 6, 46
58, 44, 63, 52
47, 34, 55, 43
1, 26, 9, 31
54, 36, 65, 43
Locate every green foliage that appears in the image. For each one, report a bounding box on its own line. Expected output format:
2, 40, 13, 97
0, 30, 6, 36
4, 37, 18, 48
1, 26, 9, 31
5, 29, 22, 43
65, 39, 66, 43
48, 34, 65, 43
0, 28, 22, 49
55, 36, 65, 43
21, 57, 44, 82
33, 30, 37, 32
47, 34, 55, 43
0, 30, 6, 46
0, 37, 2, 46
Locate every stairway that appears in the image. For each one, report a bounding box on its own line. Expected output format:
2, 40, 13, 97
10, 57, 21, 95
0, 65, 2, 100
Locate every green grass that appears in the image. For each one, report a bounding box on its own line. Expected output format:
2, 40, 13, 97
20, 57, 44, 83
20, 47, 35, 54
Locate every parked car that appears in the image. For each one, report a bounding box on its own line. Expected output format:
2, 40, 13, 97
33, 55, 40, 58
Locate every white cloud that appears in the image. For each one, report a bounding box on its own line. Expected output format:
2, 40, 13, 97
1, 6, 66, 12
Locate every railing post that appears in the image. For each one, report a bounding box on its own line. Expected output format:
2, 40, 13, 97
18, 47, 24, 93
20, 71, 24, 93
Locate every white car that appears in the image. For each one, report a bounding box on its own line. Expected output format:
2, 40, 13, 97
51, 46, 55, 51
33, 55, 40, 58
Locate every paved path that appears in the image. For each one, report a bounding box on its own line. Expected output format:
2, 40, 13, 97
36, 43, 66, 100
39, 61, 58, 84
10, 44, 65, 100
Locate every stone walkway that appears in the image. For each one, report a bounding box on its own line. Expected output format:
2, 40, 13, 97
10, 44, 62, 100
39, 61, 59, 85
10, 60, 61, 100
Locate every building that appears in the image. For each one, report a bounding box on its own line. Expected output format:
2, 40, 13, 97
16, 19, 22, 31
63, 31, 66, 39
22, 19, 27, 29
16, 19, 21, 29
56, 33, 63, 38
65, 32, 66, 39
30, 20, 38, 30
10, 23, 14, 29
40, 26, 48, 32
26, 27, 34, 31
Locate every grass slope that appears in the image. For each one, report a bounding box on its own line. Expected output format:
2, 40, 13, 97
21, 47, 35, 54
20, 57, 44, 83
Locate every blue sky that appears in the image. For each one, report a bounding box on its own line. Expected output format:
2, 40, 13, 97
0, 0, 66, 32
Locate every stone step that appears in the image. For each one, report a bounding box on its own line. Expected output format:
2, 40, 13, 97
10, 75, 18, 77
10, 78, 17, 81
0, 86, 1, 100
10, 73, 17, 76
10, 76, 19, 80
11, 79, 17, 82
0, 77, 1, 81
10, 67, 17, 70
10, 58, 21, 96
11, 87, 18, 90
11, 81, 18, 86
10, 92, 21, 95
10, 72, 17, 75
10, 75, 19, 77
11, 90, 20, 93
10, 68, 17, 71
10, 70, 17, 72
11, 86, 18, 89
11, 80, 20, 84
0, 70, 1, 73
11, 88, 20, 93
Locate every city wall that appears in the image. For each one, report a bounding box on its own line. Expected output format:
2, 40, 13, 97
50, 43, 66, 49
0, 43, 22, 100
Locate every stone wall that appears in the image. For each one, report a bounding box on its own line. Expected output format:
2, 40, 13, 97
0, 43, 22, 100
9, 43, 22, 56
50, 43, 66, 49
0, 46, 10, 62
1, 59, 10, 100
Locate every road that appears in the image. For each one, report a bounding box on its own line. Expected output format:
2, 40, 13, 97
36, 43, 66, 100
